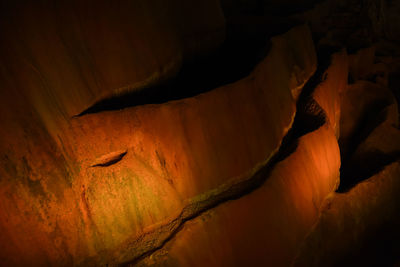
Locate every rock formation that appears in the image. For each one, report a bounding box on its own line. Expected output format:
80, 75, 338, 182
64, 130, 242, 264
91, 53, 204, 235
0, 0, 400, 266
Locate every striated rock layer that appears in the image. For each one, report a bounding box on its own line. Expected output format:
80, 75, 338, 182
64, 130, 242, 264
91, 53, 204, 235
136, 122, 341, 266
134, 50, 349, 266
0, 22, 316, 265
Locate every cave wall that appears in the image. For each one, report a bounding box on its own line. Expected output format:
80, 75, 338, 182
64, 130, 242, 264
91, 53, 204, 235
0, 13, 320, 265
1, 0, 400, 266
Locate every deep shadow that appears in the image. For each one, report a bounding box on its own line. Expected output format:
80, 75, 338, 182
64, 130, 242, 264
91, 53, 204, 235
77, 20, 299, 116
389, 72, 400, 123
334, 218, 400, 267
338, 102, 395, 192
338, 150, 400, 192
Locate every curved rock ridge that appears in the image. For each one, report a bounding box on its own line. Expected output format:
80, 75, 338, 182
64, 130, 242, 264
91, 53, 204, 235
0, 24, 316, 265
135, 121, 341, 266
133, 50, 349, 266
294, 45, 400, 265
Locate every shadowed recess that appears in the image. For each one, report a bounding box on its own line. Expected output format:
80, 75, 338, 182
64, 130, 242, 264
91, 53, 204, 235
77, 21, 298, 116
338, 101, 396, 192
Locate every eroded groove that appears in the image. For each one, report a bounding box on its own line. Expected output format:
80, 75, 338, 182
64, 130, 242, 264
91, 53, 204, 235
122, 55, 333, 266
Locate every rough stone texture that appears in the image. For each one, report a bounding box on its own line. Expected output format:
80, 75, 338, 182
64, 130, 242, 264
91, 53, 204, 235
136, 122, 341, 266
0, 24, 316, 265
293, 161, 400, 266
134, 48, 350, 267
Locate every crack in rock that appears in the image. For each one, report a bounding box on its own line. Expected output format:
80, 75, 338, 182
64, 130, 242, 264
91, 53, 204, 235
118, 63, 332, 266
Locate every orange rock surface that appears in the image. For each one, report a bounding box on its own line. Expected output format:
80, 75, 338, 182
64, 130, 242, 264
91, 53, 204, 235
134, 50, 349, 266
0, 21, 316, 265
0, 0, 225, 121
136, 122, 341, 266
312, 50, 348, 137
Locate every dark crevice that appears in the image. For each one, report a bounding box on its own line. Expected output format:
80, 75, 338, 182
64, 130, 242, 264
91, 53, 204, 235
389, 72, 400, 122
334, 218, 400, 267
127, 111, 326, 267
125, 50, 333, 266
338, 101, 393, 192
77, 21, 299, 116
340, 100, 392, 158
338, 151, 400, 192
221, 0, 324, 17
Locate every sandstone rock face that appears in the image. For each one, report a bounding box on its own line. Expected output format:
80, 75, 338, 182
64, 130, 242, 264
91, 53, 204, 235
136, 122, 341, 266
134, 49, 349, 266
2, 0, 399, 265
0, 23, 316, 265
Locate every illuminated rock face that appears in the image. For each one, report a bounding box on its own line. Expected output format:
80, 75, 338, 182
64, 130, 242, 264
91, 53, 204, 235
1, 1, 399, 265
0, 11, 318, 264
134, 49, 348, 266
136, 123, 341, 266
